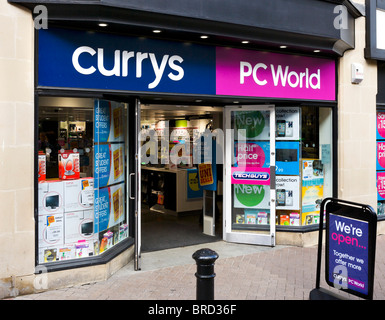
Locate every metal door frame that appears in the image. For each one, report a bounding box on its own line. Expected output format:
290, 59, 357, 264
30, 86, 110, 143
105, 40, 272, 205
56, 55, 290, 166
134, 98, 142, 270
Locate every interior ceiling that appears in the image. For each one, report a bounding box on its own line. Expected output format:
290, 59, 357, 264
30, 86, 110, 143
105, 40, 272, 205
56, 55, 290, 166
39, 104, 223, 123
39, 106, 94, 122
140, 105, 223, 122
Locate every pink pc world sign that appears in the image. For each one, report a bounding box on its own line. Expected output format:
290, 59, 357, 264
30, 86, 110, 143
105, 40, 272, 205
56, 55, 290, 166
216, 47, 335, 101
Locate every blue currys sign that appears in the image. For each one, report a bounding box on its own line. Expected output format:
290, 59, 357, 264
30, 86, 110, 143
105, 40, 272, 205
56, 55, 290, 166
38, 28, 216, 94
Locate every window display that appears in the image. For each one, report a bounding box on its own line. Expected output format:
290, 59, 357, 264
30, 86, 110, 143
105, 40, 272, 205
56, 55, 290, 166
231, 106, 333, 230
377, 109, 385, 216
37, 97, 129, 264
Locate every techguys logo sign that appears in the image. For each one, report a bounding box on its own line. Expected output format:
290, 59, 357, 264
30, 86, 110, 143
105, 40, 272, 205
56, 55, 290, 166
232, 171, 270, 182
231, 167, 271, 185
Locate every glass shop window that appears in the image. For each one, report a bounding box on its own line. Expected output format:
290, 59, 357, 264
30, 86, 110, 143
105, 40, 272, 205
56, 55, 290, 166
231, 105, 333, 229
37, 97, 129, 264
376, 108, 385, 216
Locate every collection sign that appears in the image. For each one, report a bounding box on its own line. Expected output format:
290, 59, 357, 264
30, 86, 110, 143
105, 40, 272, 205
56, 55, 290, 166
38, 28, 336, 101
311, 198, 377, 300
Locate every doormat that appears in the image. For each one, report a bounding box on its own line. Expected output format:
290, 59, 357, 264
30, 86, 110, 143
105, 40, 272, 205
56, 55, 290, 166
141, 209, 221, 252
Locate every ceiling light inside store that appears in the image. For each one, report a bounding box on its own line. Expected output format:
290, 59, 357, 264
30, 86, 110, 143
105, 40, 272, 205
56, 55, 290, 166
153, 30, 162, 33
242, 41, 250, 44
98, 23, 108, 27
313, 49, 321, 53
200, 35, 209, 39
280, 45, 287, 49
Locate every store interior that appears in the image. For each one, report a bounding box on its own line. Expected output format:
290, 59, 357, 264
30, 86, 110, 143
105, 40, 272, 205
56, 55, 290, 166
139, 104, 224, 252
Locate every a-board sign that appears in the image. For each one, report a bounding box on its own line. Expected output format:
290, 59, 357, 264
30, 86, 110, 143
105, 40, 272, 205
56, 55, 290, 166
310, 198, 377, 300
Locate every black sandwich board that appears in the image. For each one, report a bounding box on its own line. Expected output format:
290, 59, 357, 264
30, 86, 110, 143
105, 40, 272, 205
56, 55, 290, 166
310, 198, 377, 300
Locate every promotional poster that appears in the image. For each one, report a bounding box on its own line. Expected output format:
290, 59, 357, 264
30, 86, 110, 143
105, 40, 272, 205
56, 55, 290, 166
275, 107, 300, 140
233, 110, 270, 141
94, 100, 124, 143
328, 214, 369, 296
233, 184, 270, 209
94, 143, 125, 188
94, 182, 125, 233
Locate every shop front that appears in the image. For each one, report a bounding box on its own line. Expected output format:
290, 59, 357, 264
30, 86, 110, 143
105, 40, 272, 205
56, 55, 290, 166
35, 25, 337, 271
4, 0, 370, 297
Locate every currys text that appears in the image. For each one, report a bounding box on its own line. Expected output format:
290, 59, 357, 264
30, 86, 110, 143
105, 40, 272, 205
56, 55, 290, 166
72, 46, 184, 89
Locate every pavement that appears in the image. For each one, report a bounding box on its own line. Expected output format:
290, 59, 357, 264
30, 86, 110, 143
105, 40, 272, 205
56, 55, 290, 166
10, 234, 385, 301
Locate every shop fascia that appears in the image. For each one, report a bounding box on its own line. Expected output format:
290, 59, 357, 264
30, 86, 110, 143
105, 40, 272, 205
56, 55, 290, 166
72, 45, 322, 90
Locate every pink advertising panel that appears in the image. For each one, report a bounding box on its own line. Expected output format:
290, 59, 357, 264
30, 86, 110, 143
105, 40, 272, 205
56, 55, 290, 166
377, 111, 385, 139
231, 167, 271, 185
216, 47, 335, 101
377, 141, 385, 170
377, 172, 385, 200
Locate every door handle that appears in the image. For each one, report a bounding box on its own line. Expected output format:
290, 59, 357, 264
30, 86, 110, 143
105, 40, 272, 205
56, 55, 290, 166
129, 173, 135, 200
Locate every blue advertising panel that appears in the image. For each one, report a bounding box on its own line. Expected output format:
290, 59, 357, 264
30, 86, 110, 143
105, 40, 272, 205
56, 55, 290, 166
94, 182, 125, 233
198, 136, 217, 191
38, 28, 216, 94
94, 100, 125, 143
275, 141, 300, 175
186, 168, 203, 199
94, 143, 125, 188
198, 135, 217, 191
328, 214, 369, 296
94, 187, 110, 233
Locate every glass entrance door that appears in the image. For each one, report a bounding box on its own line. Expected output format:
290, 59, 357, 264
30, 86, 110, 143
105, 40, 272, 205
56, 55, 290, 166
224, 105, 276, 246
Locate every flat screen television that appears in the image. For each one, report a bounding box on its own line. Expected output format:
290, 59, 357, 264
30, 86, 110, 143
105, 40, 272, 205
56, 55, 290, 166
276, 148, 298, 162
81, 221, 93, 236
45, 194, 59, 209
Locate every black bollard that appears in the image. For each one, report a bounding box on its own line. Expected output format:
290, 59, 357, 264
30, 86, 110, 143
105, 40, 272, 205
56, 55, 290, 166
192, 248, 219, 300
